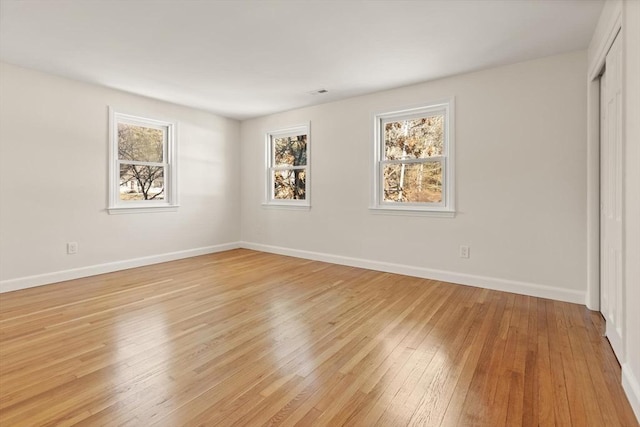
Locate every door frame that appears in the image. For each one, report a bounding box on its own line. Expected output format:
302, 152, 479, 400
586, 2, 622, 311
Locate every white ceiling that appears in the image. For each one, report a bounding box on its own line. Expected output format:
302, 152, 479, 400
0, 0, 603, 120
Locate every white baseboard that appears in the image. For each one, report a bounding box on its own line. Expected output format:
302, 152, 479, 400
239, 241, 585, 304
0, 242, 241, 293
623, 363, 640, 423
1, 241, 586, 305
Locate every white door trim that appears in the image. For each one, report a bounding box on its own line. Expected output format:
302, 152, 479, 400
586, 1, 622, 311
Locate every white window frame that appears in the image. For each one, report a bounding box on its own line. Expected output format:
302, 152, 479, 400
371, 99, 455, 217
108, 107, 179, 214
264, 123, 311, 209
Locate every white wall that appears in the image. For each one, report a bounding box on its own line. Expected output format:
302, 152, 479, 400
623, 0, 640, 420
0, 62, 241, 291
240, 51, 588, 304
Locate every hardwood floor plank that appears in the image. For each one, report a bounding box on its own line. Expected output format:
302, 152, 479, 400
437, 292, 500, 427
0, 249, 637, 426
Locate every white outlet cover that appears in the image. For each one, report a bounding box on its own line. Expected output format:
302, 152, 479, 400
459, 246, 470, 258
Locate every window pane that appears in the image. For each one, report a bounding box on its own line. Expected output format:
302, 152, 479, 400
119, 164, 165, 201
273, 169, 306, 200
384, 115, 443, 160
383, 162, 442, 203
274, 135, 307, 166
118, 123, 164, 162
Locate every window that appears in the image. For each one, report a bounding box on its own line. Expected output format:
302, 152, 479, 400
372, 100, 454, 216
265, 123, 310, 208
108, 108, 178, 214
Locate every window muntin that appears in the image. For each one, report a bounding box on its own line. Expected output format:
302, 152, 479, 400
109, 109, 177, 213
265, 125, 310, 207
373, 101, 454, 214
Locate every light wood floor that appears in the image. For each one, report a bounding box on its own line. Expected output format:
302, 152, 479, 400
0, 249, 637, 426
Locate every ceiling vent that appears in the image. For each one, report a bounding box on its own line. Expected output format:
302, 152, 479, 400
308, 89, 328, 95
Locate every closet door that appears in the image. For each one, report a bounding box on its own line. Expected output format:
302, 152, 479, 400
600, 32, 624, 361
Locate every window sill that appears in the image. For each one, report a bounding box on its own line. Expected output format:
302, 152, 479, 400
262, 203, 311, 211
369, 206, 455, 218
108, 205, 180, 215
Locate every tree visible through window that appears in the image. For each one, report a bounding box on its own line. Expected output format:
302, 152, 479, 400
108, 109, 178, 213
266, 124, 310, 207
373, 101, 454, 214
118, 123, 166, 201
383, 115, 444, 203
273, 135, 307, 199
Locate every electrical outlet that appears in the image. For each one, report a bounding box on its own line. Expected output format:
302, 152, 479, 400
67, 242, 78, 255
459, 245, 470, 259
